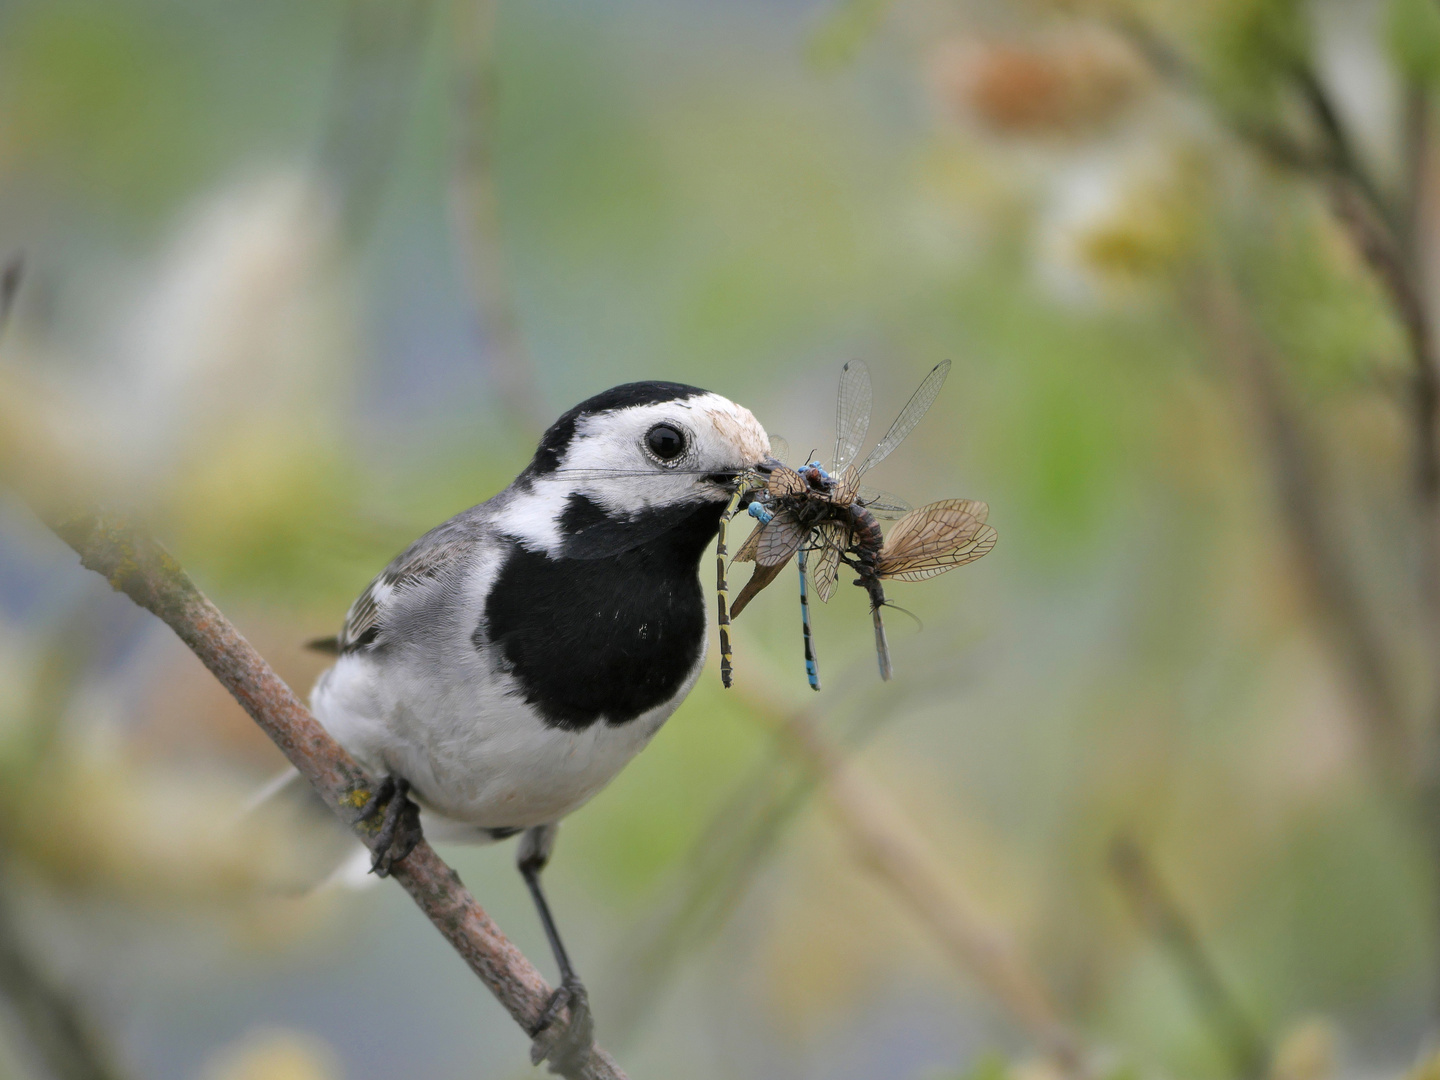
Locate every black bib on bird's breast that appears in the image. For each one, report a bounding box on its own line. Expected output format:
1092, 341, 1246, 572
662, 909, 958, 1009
482, 498, 725, 731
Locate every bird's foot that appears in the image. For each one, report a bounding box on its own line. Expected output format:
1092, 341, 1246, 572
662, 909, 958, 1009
529, 975, 594, 1074
359, 775, 423, 878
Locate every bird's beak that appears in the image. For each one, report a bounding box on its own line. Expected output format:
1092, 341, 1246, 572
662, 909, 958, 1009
708, 456, 779, 495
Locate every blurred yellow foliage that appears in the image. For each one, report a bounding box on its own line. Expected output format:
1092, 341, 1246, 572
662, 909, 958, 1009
1073, 154, 1207, 287
202, 1029, 342, 1080
1269, 1018, 1337, 1080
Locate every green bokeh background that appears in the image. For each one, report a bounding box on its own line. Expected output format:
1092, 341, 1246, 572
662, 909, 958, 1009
2, 1, 1438, 1079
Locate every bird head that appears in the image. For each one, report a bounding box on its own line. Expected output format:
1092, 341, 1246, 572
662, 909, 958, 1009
506, 382, 772, 558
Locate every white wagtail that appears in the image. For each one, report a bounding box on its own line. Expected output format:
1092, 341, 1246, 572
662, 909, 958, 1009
304, 381, 772, 1068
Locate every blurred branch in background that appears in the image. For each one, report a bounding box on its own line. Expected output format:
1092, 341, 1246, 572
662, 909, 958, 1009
764, 701, 1084, 1074
611, 684, 1086, 1073
607, 737, 819, 1045
1195, 270, 1411, 778
1110, 835, 1268, 1080
1112, 13, 1440, 523
607, 666, 939, 1042
0, 256, 21, 328
0, 869, 129, 1080
449, 0, 545, 434
1110, 3, 1440, 1017
319, 0, 437, 242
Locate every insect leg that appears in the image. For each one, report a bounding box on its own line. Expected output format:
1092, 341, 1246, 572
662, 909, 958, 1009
798, 545, 821, 692
717, 477, 756, 689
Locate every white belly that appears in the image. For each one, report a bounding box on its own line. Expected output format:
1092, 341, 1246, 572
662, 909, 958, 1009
309, 645, 703, 838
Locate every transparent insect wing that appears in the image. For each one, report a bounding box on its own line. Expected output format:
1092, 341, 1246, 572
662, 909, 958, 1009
855, 359, 952, 478
811, 520, 848, 602
831, 360, 872, 475
876, 498, 996, 580
856, 486, 912, 519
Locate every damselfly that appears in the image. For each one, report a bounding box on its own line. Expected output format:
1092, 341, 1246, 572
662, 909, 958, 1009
721, 360, 996, 687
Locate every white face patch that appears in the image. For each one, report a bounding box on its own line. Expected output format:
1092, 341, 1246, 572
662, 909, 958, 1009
502, 391, 771, 555
704, 398, 770, 464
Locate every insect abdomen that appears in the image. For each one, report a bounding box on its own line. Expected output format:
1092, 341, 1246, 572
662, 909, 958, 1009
845, 504, 884, 566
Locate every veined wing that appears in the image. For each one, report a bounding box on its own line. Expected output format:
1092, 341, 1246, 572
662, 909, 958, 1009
755, 513, 809, 567
829, 464, 862, 508
810, 519, 849, 603
832, 360, 872, 475
731, 520, 764, 563
767, 464, 807, 498
855, 359, 951, 478
729, 561, 787, 618
856, 486, 911, 519
876, 498, 996, 581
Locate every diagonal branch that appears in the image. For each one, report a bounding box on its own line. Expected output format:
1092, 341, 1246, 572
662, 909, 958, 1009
1113, 14, 1440, 506
1115, 12, 1440, 770
47, 515, 626, 1080
755, 701, 1086, 1074
449, 0, 546, 434
0, 868, 130, 1080
1196, 273, 1412, 777
1110, 836, 1268, 1080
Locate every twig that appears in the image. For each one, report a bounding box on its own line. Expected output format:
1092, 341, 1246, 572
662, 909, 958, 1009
0, 253, 22, 330
47, 515, 626, 1080
1196, 273, 1412, 777
1113, 14, 1440, 509
448, 0, 546, 433
754, 702, 1085, 1075
1288, 60, 1396, 229
319, 0, 438, 241
0, 866, 129, 1080
1120, 11, 1440, 1015
1400, 82, 1430, 275
606, 756, 817, 1045
1109, 836, 1268, 1080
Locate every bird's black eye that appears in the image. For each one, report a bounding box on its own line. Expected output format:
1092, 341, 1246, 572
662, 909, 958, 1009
646, 423, 686, 461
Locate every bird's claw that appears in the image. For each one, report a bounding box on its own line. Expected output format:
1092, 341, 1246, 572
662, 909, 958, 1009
529, 975, 594, 1073
359, 775, 423, 878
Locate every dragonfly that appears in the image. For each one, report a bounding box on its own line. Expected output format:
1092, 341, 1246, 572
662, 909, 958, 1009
716, 359, 996, 689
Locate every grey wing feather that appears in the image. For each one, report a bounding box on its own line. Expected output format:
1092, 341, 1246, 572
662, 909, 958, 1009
337, 522, 478, 652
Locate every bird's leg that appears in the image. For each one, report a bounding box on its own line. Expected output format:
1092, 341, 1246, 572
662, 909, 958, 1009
518, 824, 594, 1073
358, 774, 423, 877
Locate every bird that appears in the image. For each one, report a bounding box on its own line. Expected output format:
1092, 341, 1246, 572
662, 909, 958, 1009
303, 381, 772, 1070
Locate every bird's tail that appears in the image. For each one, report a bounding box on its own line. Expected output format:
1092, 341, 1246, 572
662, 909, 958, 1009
238, 766, 378, 892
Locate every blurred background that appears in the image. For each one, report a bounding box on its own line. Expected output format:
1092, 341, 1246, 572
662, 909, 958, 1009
2, 0, 1439, 1078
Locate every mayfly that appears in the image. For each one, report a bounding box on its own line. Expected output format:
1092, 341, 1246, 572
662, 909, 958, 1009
718, 360, 996, 688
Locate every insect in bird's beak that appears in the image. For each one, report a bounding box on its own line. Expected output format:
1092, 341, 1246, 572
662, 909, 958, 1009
707, 456, 780, 494
717, 360, 996, 691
